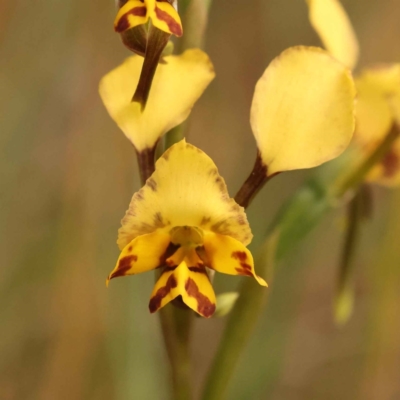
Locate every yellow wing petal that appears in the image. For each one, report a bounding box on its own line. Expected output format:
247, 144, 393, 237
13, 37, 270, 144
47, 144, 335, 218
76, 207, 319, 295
250, 46, 356, 175
150, 1, 183, 37
117, 140, 252, 249
201, 232, 267, 286
306, 0, 359, 69
107, 231, 171, 284
114, 0, 148, 33
99, 49, 215, 151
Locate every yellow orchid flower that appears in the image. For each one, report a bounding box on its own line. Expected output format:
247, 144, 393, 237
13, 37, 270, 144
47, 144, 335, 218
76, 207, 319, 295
306, 0, 400, 186
107, 140, 267, 318
99, 49, 215, 152
234, 45, 355, 208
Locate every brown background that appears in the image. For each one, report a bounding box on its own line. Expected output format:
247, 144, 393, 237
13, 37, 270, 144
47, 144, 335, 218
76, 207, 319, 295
1, 0, 400, 399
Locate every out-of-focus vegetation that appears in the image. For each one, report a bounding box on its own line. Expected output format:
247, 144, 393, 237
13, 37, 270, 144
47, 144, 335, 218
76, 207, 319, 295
1, 1, 400, 399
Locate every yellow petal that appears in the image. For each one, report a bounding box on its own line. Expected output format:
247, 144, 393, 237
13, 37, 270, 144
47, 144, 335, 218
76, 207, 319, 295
118, 140, 252, 249
149, 261, 216, 318
151, 1, 183, 37
99, 49, 215, 151
201, 232, 267, 286
358, 64, 400, 95
306, 0, 359, 69
354, 75, 394, 147
250, 46, 356, 175
114, 0, 148, 33
148, 266, 182, 313
107, 231, 171, 284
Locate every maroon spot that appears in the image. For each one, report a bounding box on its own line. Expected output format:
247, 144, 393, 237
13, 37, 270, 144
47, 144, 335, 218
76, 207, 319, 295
235, 267, 253, 277
184, 278, 216, 318
232, 251, 253, 276
118, 255, 137, 269
115, 6, 147, 33
232, 251, 247, 262
147, 178, 157, 191
109, 255, 137, 279
149, 274, 178, 313
162, 265, 178, 273
153, 212, 166, 228
200, 216, 211, 226
382, 150, 399, 178
154, 7, 183, 37
158, 242, 180, 267
188, 266, 206, 274
128, 246, 133, 252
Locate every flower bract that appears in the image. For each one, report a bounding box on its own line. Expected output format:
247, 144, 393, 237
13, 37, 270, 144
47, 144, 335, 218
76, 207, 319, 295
107, 140, 267, 318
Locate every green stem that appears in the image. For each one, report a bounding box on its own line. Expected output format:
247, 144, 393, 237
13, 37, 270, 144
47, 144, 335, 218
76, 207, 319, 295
201, 236, 277, 400
178, 0, 213, 52
165, 0, 213, 146
158, 306, 193, 400
334, 185, 367, 324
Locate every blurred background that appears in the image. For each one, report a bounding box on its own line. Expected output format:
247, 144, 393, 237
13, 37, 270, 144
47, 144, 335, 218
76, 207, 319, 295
1, 0, 400, 399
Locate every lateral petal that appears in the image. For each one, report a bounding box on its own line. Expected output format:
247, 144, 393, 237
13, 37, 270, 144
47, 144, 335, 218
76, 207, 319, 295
107, 231, 171, 284
151, 1, 183, 37
201, 232, 267, 286
114, 1, 148, 33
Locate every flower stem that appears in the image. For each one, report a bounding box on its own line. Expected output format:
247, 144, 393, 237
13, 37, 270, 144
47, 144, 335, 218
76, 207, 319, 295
136, 146, 157, 185
158, 306, 193, 400
234, 152, 270, 208
334, 184, 370, 325
177, 0, 213, 52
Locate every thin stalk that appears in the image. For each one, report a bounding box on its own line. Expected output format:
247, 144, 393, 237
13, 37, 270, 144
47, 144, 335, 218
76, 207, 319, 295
234, 152, 273, 208
158, 306, 193, 400
334, 185, 367, 325
136, 146, 157, 184
177, 0, 213, 52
